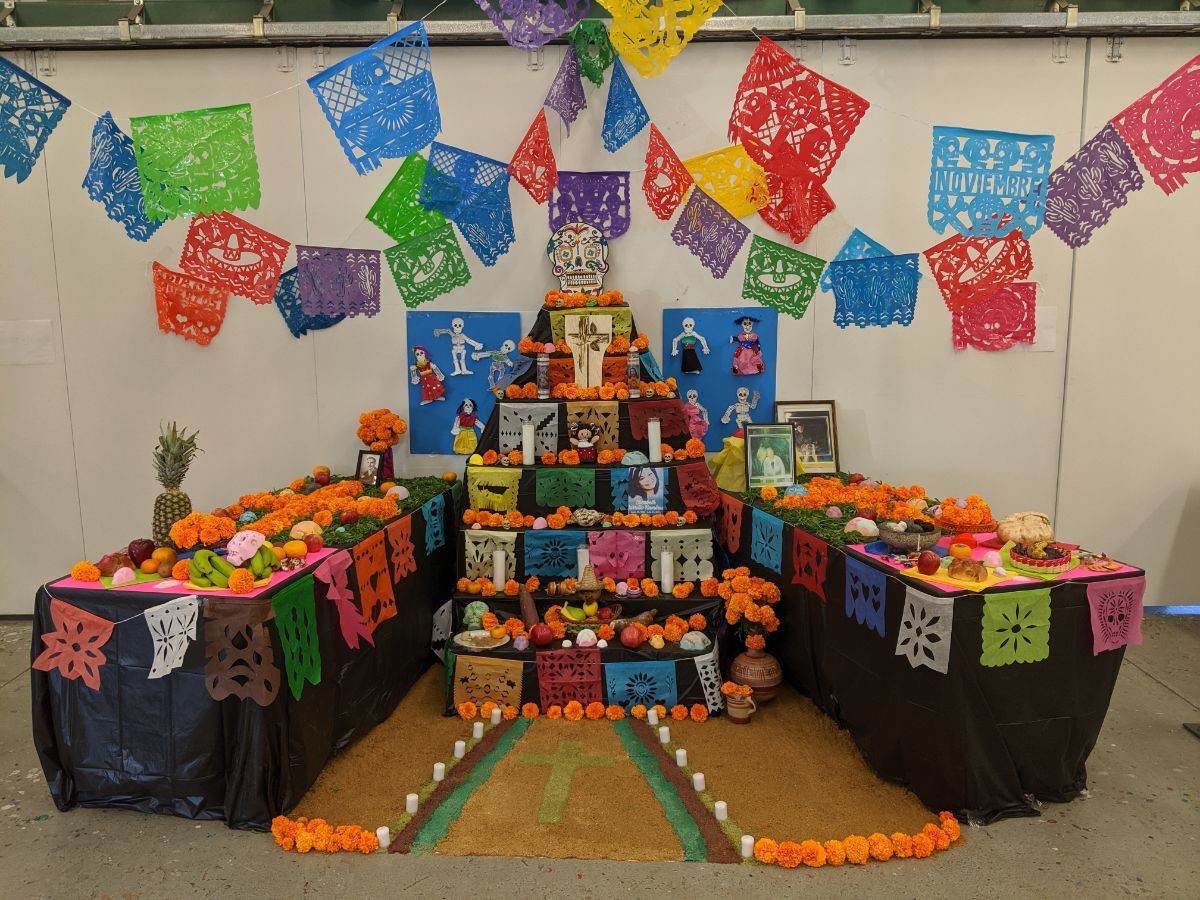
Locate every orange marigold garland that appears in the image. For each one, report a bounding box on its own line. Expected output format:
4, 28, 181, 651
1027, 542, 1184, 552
868, 832, 894, 862
563, 700, 584, 721
584, 701, 606, 720
753, 838, 779, 864
272, 816, 379, 854
843, 834, 870, 865
521, 702, 540, 718
823, 839, 846, 866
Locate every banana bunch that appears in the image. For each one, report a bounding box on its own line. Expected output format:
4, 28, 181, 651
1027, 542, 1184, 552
187, 546, 280, 588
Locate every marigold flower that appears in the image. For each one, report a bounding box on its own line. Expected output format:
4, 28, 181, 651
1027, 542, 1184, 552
823, 839, 846, 866
457, 701, 477, 720
71, 561, 101, 582
688, 613, 707, 631
940, 814, 961, 843
525, 576, 540, 592
911, 833, 934, 858
760, 486, 778, 501
689, 704, 708, 723
891, 832, 913, 858
541, 452, 557, 466
651, 704, 667, 720
503, 705, 518, 720
480, 611, 499, 630
844, 835, 870, 864
547, 705, 563, 719
481, 450, 499, 466
672, 582, 695, 600
564, 700, 585, 721
480, 700, 498, 719
507, 450, 524, 466
745, 633, 766, 650
462, 510, 477, 525
683, 510, 697, 524
171, 560, 191, 581
753, 838, 778, 864
504, 580, 520, 596
605, 705, 625, 720
664, 623, 685, 643
923, 822, 951, 851
228, 568, 256, 593
773, 840, 804, 868
868, 832, 894, 861
631, 704, 647, 719
670, 704, 688, 721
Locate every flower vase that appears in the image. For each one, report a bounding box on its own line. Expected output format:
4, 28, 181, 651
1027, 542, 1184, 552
725, 693, 757, 725
379, 448, 395, 482
729, 645, 782, 703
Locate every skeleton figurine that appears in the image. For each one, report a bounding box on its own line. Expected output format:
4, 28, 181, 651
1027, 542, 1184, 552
721, 386, 760, 429
546, 221, 609, 295
682, 388, 710, 440
432, 316, 484, 376
670, 317, 710, 374
471, 339, 518, 393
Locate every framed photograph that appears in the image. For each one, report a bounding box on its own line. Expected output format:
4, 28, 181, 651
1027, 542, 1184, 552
627, 466, 667, 514
356, 450, 384, 487
774, 400, 839, 475
744, 424, 797, 490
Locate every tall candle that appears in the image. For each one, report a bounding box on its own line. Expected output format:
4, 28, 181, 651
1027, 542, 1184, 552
659, 726, 670, 744
576, 546, 590, 579
647, 707, 659, 725
472, 721, 484, 740
492, 549, 506, 590
647, 418, 662, 462
453, 740, 466, 759
490, 707, 502, 725
714, 801, 728, 821
522, 420, 536, 466
675, 748, 688, 767
693, 772, 705, 791
660, 551, 674, 593
741, 835, 754, 858
376, 826, 392, 849
405, 794, 419, 814
433, 762, 445, 782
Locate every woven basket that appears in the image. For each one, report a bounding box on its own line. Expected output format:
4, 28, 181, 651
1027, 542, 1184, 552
934, 518, 998, 536
1008, 544, 1074, 575
878, 527, 944, 553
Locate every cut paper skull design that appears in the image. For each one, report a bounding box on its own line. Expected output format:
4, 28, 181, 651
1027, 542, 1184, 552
547, 221, 610, 294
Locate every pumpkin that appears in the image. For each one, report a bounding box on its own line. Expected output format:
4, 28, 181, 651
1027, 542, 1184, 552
996, 511, 1054, 546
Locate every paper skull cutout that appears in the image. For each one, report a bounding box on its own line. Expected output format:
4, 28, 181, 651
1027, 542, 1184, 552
546, 221, 609, 294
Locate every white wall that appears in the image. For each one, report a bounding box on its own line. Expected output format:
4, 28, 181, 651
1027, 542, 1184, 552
0, 37, 1196, 612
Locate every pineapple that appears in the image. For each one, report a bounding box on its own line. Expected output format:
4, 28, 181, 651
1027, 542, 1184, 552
152, 422, 201, 544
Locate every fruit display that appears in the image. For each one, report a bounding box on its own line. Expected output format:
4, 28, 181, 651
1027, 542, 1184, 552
151, 422, 200, 544
185, 544, 282, 591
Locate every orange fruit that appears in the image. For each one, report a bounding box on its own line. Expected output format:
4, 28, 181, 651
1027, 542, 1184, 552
466, 581, 482, 595
379, 481, 396, 494
312, 465, 330, 477
949, 543, 974, 560
283, 540, 309, 559
270, 545, 287, 563
139, 558, 159, 574
441, 471, 458, 483
151, 547, 178, 566
490, 626, 507, 639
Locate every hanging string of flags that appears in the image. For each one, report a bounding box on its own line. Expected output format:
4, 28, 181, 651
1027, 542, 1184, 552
1, 25, 1197, 353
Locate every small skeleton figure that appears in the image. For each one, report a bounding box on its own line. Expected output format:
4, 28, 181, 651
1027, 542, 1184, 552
451, 398, 483, 456
682, 388, 710, 440
432, 317, 484, 376
721, 386, 760, 429
730, 315, 765, 376
409, 346, 446, 405
670, 317, 710, 374
471, 339, 517, 392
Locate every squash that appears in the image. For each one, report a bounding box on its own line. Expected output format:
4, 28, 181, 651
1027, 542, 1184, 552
996, 511, 1054, 547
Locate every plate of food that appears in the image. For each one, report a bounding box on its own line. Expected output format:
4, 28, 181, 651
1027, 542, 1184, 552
453, 630, 511, 650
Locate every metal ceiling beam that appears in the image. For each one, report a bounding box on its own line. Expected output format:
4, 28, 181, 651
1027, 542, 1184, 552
2, 12, 1198, 50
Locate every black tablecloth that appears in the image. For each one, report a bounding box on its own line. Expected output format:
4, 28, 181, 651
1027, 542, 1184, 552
30, 490, 457, 830
720, 495, 1142, 823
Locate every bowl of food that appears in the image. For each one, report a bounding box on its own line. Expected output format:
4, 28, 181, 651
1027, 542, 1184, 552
1008, 542, 1074, 575
878, 519, 943, 553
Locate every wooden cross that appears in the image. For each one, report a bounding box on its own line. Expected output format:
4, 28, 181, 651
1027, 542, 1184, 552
518, 739, 616, 823
563, 313, 613, 389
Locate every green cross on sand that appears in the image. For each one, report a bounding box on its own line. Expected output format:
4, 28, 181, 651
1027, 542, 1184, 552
518, 740, 616, 824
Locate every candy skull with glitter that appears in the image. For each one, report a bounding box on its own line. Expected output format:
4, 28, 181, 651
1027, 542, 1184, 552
546, 221, 609, 295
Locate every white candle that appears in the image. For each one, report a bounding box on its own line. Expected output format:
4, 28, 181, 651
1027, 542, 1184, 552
376, 826, 391, 849
492, 549, 506, 590
433, 762, 445, 782
659, 726, 670, 744
453, 740, 466, 759
741, 835, 754, 858
490, 707, 502, 725
522, 420, 536, 466
660, 550, 674, 593
576, 546, 590, 579
714, 800, 728, 821
647, 707, 659, 725
405, 794, 419, 814
693, 772, 705, 791
647, 418, 662, 462
472, 721, 484, 740
676, 748, 688, 767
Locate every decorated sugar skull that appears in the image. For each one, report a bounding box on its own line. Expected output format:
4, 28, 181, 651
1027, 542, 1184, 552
225, 530, 266, 567
547, 222, 609, 294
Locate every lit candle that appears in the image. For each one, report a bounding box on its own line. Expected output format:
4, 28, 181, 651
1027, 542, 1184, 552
453, 740, 466, 759
433, 762, 445, 782
647, 418, 662, 462
660, 550, 674, 593
714, 801, 728, 821
492, 550, 506, 591
659, 726, 670, 744
376, 826, 391, 849
472, 721, 484, 740
576, 546, 590, 579
693, 772, 705, 791
741, 835, 755, 858
647, 707, 659, 725
522, 420, 536, 466
405, 794, 419, 814
676, 748, 688, 767
490, 707, 502, 725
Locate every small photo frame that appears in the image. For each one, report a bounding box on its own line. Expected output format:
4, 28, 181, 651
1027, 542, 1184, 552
627, 465, 667, 514
744, 424, 796, 490
774, 400, 839, 475
356, 450, 384, 487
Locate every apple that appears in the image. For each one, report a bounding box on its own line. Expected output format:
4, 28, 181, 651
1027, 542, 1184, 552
313, 471, 331, 487
340, 509, 360, 525
620, 625, 643, 649
856, 507, 877, 521
596, 606, 614, 622
127, 539, 156, 567
530, 623, 554, 647
917, 550, 941, 575
303, 534, 325, 553
848, 473, 866, 484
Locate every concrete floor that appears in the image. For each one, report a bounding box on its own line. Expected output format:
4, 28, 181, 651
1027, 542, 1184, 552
2, 615, 1196, 900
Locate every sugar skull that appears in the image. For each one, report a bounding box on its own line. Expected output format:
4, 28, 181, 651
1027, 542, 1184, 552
546, 221, 609, 294
225, 530, 266, 567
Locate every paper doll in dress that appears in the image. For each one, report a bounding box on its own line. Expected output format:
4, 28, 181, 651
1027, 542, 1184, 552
682, 388, 710, 440
569, 421, 598, 464
670, 317, 710, 374
432, 316, 484, 376
472, 339, 518, 392
721, 386, 760, 429
409, 345, 446, 405
730, 315, 765, 375
451, 398, 483, 455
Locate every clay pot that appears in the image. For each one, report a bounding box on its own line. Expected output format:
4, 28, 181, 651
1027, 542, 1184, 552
725, 693, 757, 725
729, 646, 783, 703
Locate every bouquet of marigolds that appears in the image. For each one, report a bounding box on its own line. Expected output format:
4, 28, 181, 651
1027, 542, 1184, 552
357, 408, 408, 452
715, 566, 782, 649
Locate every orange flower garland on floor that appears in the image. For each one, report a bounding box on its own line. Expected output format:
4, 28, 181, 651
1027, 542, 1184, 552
272, 816, 379, 854
747, 813, 962, 870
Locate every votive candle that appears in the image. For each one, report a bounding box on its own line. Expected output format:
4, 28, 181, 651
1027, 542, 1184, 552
453, 740, 466, 759
433, 762, 445, 782
522, 420, 536, 466
405, 794, 419, 814
647, 418, 662, 462
376, 826, 391, 849
492, 550, 506, 591
660, 550, 674, 593
741, 835, 754, 858
577, 546, 590, 579
490, 707, 502, 725
647, 707, 659, 725
693, 772, 705, 791
715, 801, 728, 821
676, 748, 688, 767
659, 726, 670, 744
472, 721, 484, 740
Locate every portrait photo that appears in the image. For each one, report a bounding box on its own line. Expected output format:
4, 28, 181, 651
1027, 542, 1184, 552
744, 424, 797, 490
775, 401, 839, 475
356, 450, 384, 487
627, 466, 667, 514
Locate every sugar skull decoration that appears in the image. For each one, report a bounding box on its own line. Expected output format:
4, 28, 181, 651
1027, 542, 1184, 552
225, 530, 266, 567
547, 221, 609, 294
